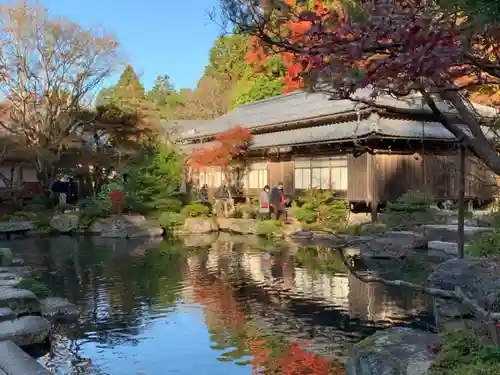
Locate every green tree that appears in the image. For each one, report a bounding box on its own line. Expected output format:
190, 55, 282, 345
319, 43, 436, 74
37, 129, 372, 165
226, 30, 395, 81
147, 74, 175, 107
96, 65, 160, 134
204, 34, 250, 82
124, 144, 184, 214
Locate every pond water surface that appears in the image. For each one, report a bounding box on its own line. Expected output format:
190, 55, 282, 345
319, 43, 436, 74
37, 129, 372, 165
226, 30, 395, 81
7, 233, 435, 375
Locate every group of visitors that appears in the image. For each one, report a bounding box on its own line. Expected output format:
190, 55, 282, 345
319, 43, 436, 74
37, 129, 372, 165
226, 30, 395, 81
197, 180, 289, 221
259, 182, 288, 221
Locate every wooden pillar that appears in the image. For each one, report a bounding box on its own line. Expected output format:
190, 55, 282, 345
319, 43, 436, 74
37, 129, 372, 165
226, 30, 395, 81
369, 154, 378, 223
457, 145, 465, 258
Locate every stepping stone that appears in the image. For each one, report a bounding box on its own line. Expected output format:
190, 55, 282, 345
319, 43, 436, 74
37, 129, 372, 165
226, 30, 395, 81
0, 316, 51, 346
11, 258, 24, 266
0, 289, 40, 316
0, 279, 20, 287
0, 308, 14, 323
0, 340, 51, 374
41, 297, 79, 322
0, 266, 32, 276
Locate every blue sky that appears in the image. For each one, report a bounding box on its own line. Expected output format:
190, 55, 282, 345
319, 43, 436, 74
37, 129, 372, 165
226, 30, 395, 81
44, 0, 222, 91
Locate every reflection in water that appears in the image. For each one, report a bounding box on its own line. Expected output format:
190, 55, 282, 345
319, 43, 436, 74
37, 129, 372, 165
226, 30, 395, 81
5, 235, 433, 375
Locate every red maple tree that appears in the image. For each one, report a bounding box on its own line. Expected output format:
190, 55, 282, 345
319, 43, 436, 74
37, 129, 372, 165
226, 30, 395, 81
222, 0, 500, 174
189, 125, 253, 183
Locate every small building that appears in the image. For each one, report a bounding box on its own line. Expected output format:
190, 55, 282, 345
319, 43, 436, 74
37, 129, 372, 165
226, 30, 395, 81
176, 90, 498, 210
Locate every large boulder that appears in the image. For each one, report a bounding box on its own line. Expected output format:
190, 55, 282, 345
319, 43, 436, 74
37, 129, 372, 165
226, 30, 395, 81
345, 231, 428, 260
50, 214, 79, 233
0, 288, 40, 316
92, 215, 164, 238
427, 257, 500, 326
0, 315, 51, 346
347, 327, 442, 375
217, 218, 258, 234
181, 218, 218, 233
41, 297, 79, 322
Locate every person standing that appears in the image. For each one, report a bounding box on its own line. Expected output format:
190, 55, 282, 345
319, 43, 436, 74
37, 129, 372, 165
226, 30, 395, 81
269, 182, 286, 221
259, 185, 271, 219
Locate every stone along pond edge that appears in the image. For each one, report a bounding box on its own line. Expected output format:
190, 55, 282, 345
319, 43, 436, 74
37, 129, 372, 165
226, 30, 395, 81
0, 248, 79, 375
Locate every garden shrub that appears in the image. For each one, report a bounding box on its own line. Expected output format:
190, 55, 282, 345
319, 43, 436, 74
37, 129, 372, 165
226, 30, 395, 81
76, 197, 111, 228
291, 188, 349, 230
381, 190, 435, 230
255, 220, 283, 237
158, 212, 184, 232
180, 203, 210, 217
467, 230, 500, 257
429, 327, 500, 375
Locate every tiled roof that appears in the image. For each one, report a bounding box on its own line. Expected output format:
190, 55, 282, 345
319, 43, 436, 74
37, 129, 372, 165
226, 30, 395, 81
179, 89, 499, 141
178, 113, 496, 153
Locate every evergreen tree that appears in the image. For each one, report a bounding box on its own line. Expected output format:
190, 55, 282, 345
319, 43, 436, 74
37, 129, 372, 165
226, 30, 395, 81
124, 144, 184, 213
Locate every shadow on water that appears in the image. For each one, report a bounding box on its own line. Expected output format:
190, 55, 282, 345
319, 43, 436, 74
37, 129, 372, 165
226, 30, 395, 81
4, 233, 436, 375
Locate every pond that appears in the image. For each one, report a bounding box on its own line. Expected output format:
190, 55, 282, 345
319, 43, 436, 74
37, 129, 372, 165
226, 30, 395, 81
6, 233, 435, 375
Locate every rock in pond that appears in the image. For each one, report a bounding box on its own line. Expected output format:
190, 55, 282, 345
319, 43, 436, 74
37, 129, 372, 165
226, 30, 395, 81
91, 215, 163, 238
427, 257, 500, 326
41, 297, 79, 321
0, 315, 51, 346
347, 327, 442, 375
50, 214, 79, 233
217, 218, 257, 234
181, 217, 219, 233
0, 288, 40, 316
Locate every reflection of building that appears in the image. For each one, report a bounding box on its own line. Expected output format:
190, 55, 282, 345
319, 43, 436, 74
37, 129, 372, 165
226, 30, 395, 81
293, 268, 350, 311
237, 248, 427, 325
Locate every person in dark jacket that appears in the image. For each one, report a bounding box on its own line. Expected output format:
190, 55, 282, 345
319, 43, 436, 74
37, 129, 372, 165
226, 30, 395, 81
199, 184, 209, 206
269, 182, 286, 221
214, 181, 232, 217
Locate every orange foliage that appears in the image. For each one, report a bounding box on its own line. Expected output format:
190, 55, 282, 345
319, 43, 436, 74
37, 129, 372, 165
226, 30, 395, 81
246, 0, 333, 92
189, 125, 253, 170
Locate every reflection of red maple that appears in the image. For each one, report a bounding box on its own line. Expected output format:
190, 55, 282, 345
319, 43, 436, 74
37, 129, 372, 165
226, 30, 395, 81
187, 264, 343, 375
188, 126, 253, 171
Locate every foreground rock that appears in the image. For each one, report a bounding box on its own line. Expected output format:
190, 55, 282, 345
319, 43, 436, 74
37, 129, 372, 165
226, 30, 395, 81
427, 257, 500, 326
181, 217, 218, 233
41, 297, 79, 322
91, 215, 163, 238
347, 327, 442, 375
0, 288, 40, 316
345, 231, 428, 260
0, 340, 52, 374
0, 316, 51, 346
217, 218, 257, 234
50, 214, 79, 233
